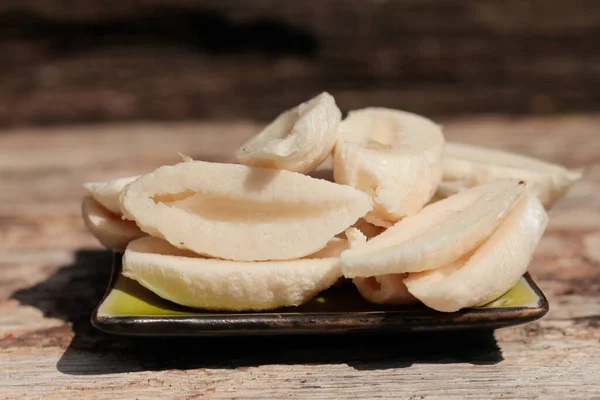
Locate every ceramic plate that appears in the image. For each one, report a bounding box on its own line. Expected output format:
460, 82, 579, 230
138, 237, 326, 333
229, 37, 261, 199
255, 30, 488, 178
92, 253, 548, 336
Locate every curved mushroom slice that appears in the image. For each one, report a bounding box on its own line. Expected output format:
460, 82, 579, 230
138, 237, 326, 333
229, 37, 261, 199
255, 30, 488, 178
353, 274, 418, 306
404, 192, 548, 312
122, 237, 343, 311
341, 179, 526, 278
236, 92, 342, 174
84, 175, 139, 215
81, 196, 145, 251
120, 161, 372, 261
333, 108, 445, 227
442, 142, 582, 208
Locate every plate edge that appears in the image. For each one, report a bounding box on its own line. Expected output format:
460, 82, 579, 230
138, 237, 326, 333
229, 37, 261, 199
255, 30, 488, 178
92, 254, 550, 336
91, 252, 123, 331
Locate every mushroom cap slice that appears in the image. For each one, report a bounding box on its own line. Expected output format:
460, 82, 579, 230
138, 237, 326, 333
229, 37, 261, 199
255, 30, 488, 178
404, 192, 548, 312
122, 237, 343, 311
333, 107, 445, 226
120, 161, 372, 261
84, 175, 139, 215
442, 142, 582, 208
236, 92, 342, 174
81, 196, 145, 251
341, 179, 526, 277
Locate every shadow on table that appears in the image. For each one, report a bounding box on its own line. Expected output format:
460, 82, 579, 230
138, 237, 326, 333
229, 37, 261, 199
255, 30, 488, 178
12, 250, 503, 375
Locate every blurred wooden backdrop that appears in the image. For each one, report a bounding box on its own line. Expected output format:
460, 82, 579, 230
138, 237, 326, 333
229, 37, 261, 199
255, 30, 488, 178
1, 0, 599, 126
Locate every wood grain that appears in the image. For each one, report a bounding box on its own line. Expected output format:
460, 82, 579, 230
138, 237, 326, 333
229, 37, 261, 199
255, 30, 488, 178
1, 0, 600, 126
1, 115, 599, 399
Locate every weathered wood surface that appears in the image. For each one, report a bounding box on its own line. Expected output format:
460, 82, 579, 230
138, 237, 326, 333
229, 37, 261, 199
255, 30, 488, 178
1, 115, 599, 399
1, 0, 600, 126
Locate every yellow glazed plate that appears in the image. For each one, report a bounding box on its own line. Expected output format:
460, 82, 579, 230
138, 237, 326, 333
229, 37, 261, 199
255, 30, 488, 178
93, 254, 548, 336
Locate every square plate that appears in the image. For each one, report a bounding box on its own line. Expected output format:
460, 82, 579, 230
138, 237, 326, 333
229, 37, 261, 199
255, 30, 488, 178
92, 253, 549, 336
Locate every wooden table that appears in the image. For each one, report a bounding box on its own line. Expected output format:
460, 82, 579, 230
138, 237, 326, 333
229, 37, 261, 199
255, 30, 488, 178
1, 116, 599, 399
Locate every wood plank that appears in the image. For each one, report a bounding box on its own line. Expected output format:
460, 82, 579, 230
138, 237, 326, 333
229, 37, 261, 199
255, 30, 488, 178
0, 115, 599, 398
1, 1, 600, 125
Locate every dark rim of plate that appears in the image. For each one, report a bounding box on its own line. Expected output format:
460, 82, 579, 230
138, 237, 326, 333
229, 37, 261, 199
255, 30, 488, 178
92, 253, 549, 336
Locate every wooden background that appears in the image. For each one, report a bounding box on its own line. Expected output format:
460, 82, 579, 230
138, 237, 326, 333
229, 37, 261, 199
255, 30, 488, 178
1, 116, 599, 398
1, 3, 599, 397
1, 0, 600, 126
